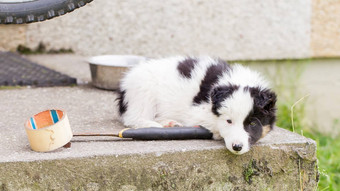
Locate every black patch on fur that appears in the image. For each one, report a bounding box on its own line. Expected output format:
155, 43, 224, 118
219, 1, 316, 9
211, 85, 239, 116
244, 87, 277, 144
249, 87, 277, 114
116, 90, 128, 116
177, 57, 198, 78
193, 60, 231, 104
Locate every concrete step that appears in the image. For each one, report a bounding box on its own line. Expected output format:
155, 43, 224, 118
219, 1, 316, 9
0, 86, 318, 190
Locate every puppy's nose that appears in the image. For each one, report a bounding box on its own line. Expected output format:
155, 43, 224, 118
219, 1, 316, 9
232, 143, 243, 152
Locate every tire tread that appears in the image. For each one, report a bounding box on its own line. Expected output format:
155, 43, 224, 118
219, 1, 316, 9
0, 0, 93, 24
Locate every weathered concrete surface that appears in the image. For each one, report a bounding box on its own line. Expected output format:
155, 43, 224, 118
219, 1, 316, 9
2, 1, 340, 59
311, 0, 340, 57
22, 0, 310, 60
26, 54, 91, 85
0, 25, 26, 52
0, 134, 318, 191
0, 86, 318, 190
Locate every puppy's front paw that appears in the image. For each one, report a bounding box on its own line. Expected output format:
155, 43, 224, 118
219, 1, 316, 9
159, 120, 183, 127
213, 133, 223, 140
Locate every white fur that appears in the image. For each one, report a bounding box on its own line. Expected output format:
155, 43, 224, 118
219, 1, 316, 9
215, 89, 254, 154
118, 56, 269, 155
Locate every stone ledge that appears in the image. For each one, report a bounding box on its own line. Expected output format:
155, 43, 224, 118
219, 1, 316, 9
0, 87, 318, 190
0, 127, 318, 190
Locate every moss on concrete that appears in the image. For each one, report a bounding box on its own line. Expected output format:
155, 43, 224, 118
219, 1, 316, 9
16, 42, 73, 55
0, 86, 22, 90
0, 141, 318, 191
243, 159, 259, 184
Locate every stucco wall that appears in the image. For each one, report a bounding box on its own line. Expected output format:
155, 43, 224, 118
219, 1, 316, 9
311, 0, 340, 57
0, 0, 339, 58
1, 0, 313, 60
0, 25, 26, 52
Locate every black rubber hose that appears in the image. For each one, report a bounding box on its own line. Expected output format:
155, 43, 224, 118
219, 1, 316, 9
120, 127, 214, 140
0, 0, 93, 24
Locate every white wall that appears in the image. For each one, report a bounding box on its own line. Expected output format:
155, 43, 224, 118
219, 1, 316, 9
24, 0, 311, 60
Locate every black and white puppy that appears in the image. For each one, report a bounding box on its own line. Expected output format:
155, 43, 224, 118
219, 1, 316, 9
117, 56, 276, 155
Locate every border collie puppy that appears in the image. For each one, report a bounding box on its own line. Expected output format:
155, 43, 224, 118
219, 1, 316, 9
117, 56, 276, 155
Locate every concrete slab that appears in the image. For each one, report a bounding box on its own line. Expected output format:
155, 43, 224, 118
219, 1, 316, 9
26, 54, 91, 85
0, 86, 318, 190
0, 86, 314, 162
0, 86, 220, 162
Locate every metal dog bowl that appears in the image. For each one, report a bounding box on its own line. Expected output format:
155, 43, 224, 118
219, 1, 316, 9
88, 55, 146, 90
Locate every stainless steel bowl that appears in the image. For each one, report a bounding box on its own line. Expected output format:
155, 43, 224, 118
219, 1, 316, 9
88, 55, 146, 90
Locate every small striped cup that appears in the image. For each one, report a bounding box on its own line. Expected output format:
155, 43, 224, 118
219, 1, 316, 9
25, 109, 73, 152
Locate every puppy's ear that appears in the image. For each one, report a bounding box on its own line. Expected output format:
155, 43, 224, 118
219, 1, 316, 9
211, 85, 239, 116
251, 88, 277, 114
211, 85, 238, 103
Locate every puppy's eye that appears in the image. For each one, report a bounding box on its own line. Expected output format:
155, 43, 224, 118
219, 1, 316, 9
250, 122, 257, 127
227, 119, 232, 124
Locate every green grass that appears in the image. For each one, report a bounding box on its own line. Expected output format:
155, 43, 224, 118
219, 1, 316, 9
261, 60, 340, 191
276, 98, 340, 191
239, 59, 340, 190
314, 130, 340, 190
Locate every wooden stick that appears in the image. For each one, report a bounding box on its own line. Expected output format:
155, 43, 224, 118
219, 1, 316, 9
73, 133, 119, 137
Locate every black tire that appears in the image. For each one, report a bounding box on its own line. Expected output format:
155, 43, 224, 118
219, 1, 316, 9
0, 0, 93, 24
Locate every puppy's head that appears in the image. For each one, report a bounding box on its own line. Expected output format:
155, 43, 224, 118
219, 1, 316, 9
211, 85, 276, 155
